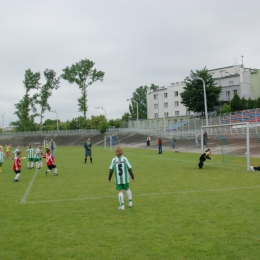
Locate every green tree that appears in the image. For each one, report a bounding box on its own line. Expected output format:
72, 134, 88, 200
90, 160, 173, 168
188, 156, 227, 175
247, 97, 256, 109
11, 69, 41, 131
240, 97, 247, 110
255, 97, 260, 108
180, 68, 222, 115
61, 59, 105, 124
129, 84, 159, 119
37, 69, 60, 131
230, 94, 243, 112
221, 103, 231, 114
90, 115, 107, 129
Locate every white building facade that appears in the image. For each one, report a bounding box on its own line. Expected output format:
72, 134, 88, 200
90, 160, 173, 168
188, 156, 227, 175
147, 65, 260, 121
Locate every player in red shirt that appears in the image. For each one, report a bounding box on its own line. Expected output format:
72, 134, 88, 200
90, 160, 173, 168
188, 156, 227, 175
13, 151, 22, 182
43, 149, 58, 176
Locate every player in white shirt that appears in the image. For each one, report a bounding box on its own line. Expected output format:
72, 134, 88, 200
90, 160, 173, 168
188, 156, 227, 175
108, 146, 135, 210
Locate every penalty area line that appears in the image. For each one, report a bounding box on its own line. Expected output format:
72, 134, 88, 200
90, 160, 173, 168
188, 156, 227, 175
24, 185, 260, 204
21, 169, 39, 204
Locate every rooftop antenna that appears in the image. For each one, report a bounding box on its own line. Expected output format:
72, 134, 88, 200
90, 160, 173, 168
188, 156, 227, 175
242, 55, 244, 67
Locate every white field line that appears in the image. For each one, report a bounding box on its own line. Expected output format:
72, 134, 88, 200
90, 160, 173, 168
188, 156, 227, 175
21, 168, 39, 204
24, 185, 260, 204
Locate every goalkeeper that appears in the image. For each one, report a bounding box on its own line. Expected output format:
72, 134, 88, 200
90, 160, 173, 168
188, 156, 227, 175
198, 148, 213, 169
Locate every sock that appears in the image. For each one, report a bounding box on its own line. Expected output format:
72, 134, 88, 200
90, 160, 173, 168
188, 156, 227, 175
90, 158, 92, 163
118, 192, 124, 206
31, 163, 34, 168
85, 158, 87, 163
126, 189, 132, 202
15, 173, 20, 180
54, 168, 58, 174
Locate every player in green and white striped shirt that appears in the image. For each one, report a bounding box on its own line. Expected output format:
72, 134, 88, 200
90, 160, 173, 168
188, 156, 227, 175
12, 145, 20, 159
26, 145, 35, 169
34, 145, 41, 169
108, 146, 135, 210
0, 146, 4, 172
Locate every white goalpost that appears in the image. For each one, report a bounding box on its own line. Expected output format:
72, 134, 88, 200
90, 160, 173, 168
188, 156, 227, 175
201, 122, 250, 171
104, 134, 120, 150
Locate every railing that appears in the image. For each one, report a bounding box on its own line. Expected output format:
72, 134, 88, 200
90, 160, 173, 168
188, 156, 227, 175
0, 129, 99, 136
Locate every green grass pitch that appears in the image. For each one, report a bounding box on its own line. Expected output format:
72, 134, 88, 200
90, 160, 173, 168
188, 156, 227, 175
0, 146, 260, 260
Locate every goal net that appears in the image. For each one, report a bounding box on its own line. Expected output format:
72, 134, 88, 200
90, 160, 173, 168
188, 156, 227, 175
201, 122, 251, 171
104, 134, 120, 150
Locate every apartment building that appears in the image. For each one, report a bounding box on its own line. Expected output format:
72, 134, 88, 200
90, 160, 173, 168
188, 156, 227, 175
147, 65, 260, 120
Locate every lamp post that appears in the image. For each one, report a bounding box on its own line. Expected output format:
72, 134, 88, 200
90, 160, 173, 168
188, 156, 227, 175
191, 76, 208, 126
51, 110, 59, 131
126, 99, 139, 130
95, 106, 106, 118
2, 113, 5, 133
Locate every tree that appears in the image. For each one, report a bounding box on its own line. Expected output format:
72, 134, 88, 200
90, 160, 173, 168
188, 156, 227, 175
61, 59, 105, 124
129, 84, 159, 119
240, 97, 247, 110
11, 69, 41, 131
247, 97, 256, 109
180, 68, 222, 116
230, 94, 243, 112
37, 69, 60, 131
221, 103, 231, 114
255, 97, 260, 108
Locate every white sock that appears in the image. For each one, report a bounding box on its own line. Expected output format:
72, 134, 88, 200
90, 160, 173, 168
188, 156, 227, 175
15, 173, 20, 180
118, 192, 124, 206
31, 163, 34, 168
54, 168, 58, 174
126, 189, 132, 202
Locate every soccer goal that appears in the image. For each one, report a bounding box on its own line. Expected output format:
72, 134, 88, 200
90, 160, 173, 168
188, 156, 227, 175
104, 134, 120, 150
201, 122, 251, 171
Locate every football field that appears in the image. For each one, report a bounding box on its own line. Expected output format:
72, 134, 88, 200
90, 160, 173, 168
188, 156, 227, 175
1, 146, 260, 260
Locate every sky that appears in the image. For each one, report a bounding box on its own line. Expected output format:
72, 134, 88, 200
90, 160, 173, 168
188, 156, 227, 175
1, 0, 260, 127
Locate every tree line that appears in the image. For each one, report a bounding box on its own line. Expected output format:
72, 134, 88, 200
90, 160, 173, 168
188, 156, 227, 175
11, 58, 105, 132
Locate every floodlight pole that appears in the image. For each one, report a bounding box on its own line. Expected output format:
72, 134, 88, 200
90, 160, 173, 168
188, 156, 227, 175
95, 106, 106, 118
2, 113, 5, 133
126, 99, 139, 130
51, 110, 59, 131
192, 77, 208, 126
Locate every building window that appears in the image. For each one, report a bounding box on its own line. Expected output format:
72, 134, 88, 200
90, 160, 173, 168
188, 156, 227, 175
164, 102, 168, 108
175, 111, 179, 116
186, 110, 190, 115
164, 112, 169, 117
157, 120, 160, 126
233, 89, 237, 95
174, 91, 178, 97
174, 119, 177, 123
229, 81, 234, 86
164, 93, 168, 98
175, 101, 179, 107
154, 94, 158, 100
226, 91, 230, 100
154, 104, 158, 109
154, 113, 158, 118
